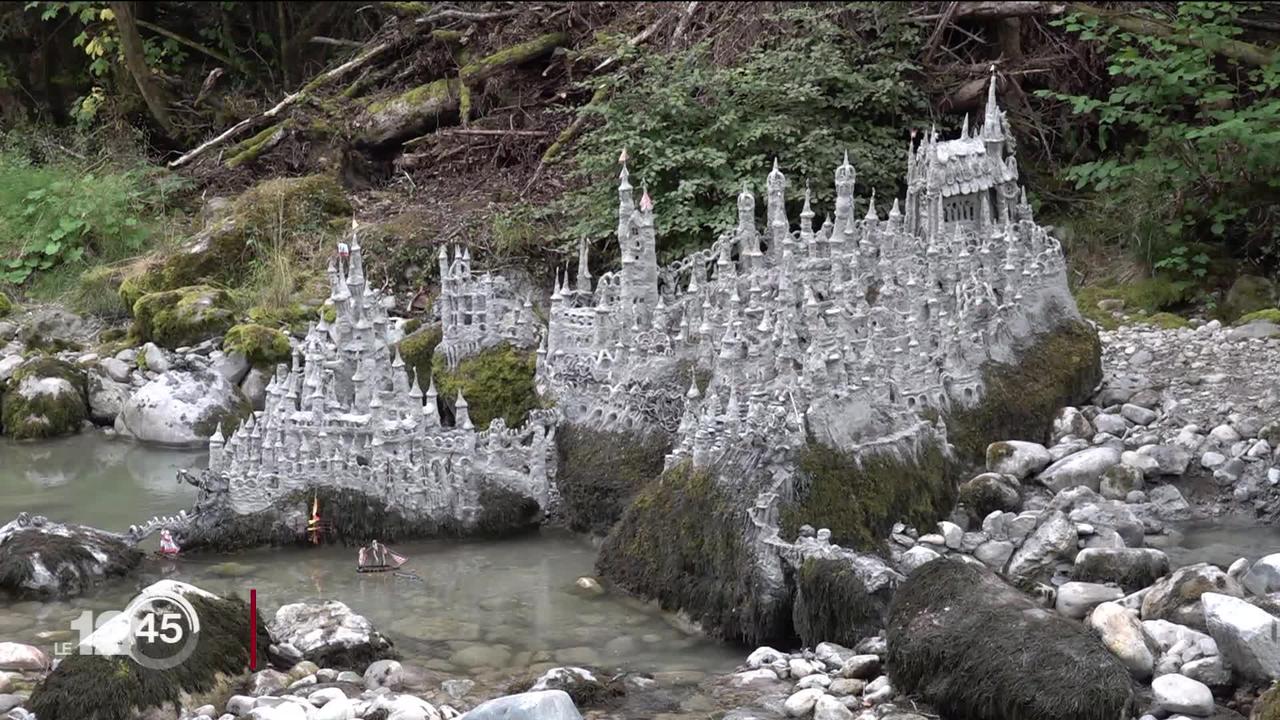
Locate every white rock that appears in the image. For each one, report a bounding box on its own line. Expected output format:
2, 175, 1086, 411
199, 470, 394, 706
314, 696, 354, 720
731, 668, 780, 686
0, 643, 47, 671
211, 350, 251, 385
0, 355, 22, 383
1151, 673, 1213, 717
974, 540, 1014, 569
1052, 407, 1094, 444
937, 521, 963, 550
985, 440, 1052, 479
1036, 447, 1121, 493
789, 657, 822, 678
1202, 592, 1280, 682
458, 691, 576, 720
1056, 582, 1124, 620
899, 546, 941, 573
99, 357, 132, 383
1089, 601, 1154, 679
814, 642, 855, 667
813, 694, 855, 720
1208, 424, 1241, 445
1120, 450, 1161, 479
783, 688, 825, 717
837, 655, 881, 680
1121, 403, 1157, 426
1200, 451, 1226, 470
796, 674, 831, 690
746, 646, 787, 669
1093, 413, 1128, 437
115, 368, 250, 447
142, 342, 170, 373
1244, 554, 1280, 596
1006, 511, 1078, 583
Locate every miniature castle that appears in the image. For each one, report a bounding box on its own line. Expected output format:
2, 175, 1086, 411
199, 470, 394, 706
435, 245, 539, 368
156, 226, 558, 535
539, 74, 1075, 474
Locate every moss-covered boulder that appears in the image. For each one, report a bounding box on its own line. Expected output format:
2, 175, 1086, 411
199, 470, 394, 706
132, 285, 237, 349
948, 320, 1102, 462
956, 472, 1022, 522
119, 175, 350, 304
246, 302, 319, 333
0, 515, 142, 598
432, 343, 537, 429
1238, 308, 1280, 325
782, 440, 955, 550
223, 324, 292, 368
792, 557, 894, 649
597, 461, 792, 645
554, 425, 671, 535
0, 356, 88, 440
71, 265, 132, 320
29, 580, 270, 720
887, 559, 1134, 720
1225, 274, 1277, 322
0, 291, 12, 318
397, 323, 442, 387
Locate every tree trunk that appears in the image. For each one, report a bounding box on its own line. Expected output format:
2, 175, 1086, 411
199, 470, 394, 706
109, 1, 175, 137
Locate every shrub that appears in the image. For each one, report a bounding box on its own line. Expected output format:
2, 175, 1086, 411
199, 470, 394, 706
560, 4, 929, 260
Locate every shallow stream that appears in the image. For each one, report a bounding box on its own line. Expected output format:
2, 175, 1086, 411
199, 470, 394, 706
0, 434, 739, 680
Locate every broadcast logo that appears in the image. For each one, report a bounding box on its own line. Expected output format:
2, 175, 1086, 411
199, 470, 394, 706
62, 588, 201, 670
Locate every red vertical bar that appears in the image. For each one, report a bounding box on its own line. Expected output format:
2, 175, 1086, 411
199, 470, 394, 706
249, 588, 257, 670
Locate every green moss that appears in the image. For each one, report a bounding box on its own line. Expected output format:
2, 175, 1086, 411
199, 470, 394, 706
366, 77, 461, 117
947, 320, 1102, 462
1, 357, 88, 440
402, 318, 423, 335
1224, 274, 1276, 321
397, 324, 442, 387
555, 425, 671, 534
247, 303, 317, 333
1075, 279, 1192, 328
458, 33, 568, 84
887, 559, 1134, 720
431, 343, 537, 429
956, 474, 1021, 522
118, 271, 165, 313
0, 290, 12, 318
132, 285, 237, 349
1254, 682, 1280, 720
225, 121, 292, 168
782, 440, 955, 551
321, 304, 337, 323
223, 324, 291, 368
596, 461, 792, 645
1237, 307, 1280, 325
28, 590, 270, 720
1145, 311, 1190, 329
792, 557, 887, 648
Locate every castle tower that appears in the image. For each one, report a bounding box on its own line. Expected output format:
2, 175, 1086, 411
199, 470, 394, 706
765, 158, 787, 254
736, 183, 761, 269
832, 152, 856, 245
576, 237, 592, 293
619, 172, 659, 326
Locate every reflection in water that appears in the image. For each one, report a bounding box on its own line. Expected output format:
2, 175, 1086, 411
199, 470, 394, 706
0, 434, 740, 675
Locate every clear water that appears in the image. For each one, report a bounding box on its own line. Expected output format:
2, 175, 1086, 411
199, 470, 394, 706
0, 433, 740, 678
1163, 521, 1280, 570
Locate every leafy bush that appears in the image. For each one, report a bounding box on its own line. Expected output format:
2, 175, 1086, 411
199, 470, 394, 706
1044, 2, 1280, 275
559, 4, 929, 260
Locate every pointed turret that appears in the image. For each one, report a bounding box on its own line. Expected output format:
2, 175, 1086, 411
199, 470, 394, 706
454, 389, 473, 430
575, 237, 592, 293
982, 66, 1003, 142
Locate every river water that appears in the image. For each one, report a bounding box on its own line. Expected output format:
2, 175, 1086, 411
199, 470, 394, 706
0, 434, 739, 680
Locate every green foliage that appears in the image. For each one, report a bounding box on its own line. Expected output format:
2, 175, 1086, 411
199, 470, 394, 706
223, 324, 291, 368
0, 290, 12, 318
71, 265, 131, 319
431, 343, 537, 430
397, 324, 442, 389
561, 4, 928, 260
1145, 312, 1191, 329
0, 150, 153, 285
1044, 2, 1280, 273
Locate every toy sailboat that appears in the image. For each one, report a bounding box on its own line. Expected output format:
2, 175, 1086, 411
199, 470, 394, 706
158, 529, 181, 557
356, 541, 408, 573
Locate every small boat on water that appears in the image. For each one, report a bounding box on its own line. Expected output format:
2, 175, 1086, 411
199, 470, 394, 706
357, 540, 407, 573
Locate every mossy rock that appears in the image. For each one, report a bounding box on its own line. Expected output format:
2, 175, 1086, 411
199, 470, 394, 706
1238, 308, 1280, 325
132, 285, 237, 349
947, 320, 1102, 462
247, 303, 318, 333
431, 343, 537, 429
397, 324, 442, 388
792, 557, 889, 649
1145, 312, 1190, 329
1253, 681, 1280, 720
119, 175, 350, 303
1225, 275, 1276, 322
956, 473, 1022, 521
0, 523, 142, 598
1075, 280, 1192, 329
782, 440, 956, 551
887, 559, 1134, 720
596, 461, 792, 645
0, 356, 89, 440
28, 585, 271, 720
223, 324, 291, 368
0, 291, 12, 318
554, 424, 671, 535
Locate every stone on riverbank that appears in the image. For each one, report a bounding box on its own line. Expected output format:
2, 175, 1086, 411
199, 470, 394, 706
1203, 592, 1280, 683
887, 559, 1133, 720
458, 690, 582, 720
131, 285, 237, 349
1142, 563, 1245, 632
115, 368, 251, 447
1072, 547, 1171, 593
0, 514, 142, 598
268, 600, 395, 669
986, 441, 1051, 480
28, 580, 270, 720
0, 356, 87, 440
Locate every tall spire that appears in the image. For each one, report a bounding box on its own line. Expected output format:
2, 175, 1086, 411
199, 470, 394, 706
982, 66, 1003, 142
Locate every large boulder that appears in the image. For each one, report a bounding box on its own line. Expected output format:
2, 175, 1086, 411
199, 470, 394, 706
116, 368, 251, 447
0, 356, 87, 439
29, 580, 270, 720
1203, 592, 1280, 683
1088, 601, 1154, 679
0, 514, 142, 598
1035, 447, 1121, 493
1142, 563, 1246, 632
86, 369, 131, 425
1072, 548, 1171, 593
887, 559, 1133, 720
268, 600, 395, 669
458, 690, 582, 720
131, 285, 237, 349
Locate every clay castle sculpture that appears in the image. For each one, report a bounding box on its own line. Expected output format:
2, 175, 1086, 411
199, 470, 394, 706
138, 74, 1077, 549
